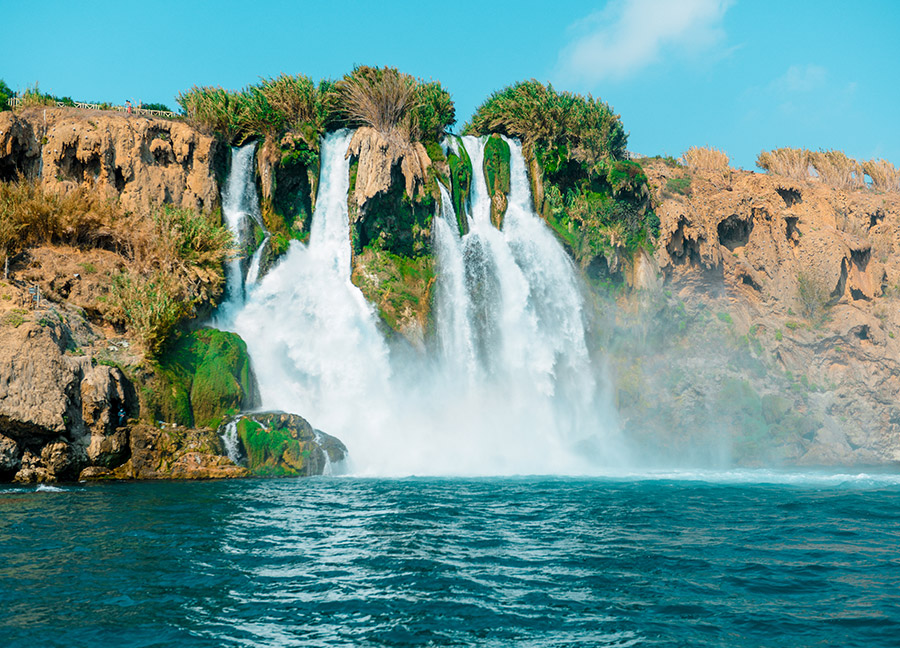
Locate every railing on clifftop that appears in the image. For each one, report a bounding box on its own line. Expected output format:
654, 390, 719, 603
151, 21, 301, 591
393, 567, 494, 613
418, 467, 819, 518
7, 96, 180, 119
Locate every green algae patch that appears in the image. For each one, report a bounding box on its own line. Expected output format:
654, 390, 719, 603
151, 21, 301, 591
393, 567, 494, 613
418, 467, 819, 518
483, 134, 510, 229
139, 328, 258, 429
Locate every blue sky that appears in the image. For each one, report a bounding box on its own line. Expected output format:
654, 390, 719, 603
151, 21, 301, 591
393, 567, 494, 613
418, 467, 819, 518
4, 0, 898, 169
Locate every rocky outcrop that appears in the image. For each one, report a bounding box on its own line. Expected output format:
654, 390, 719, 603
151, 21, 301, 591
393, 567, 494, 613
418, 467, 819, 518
102, 422, 248, 480
611, 161, 900, 465
0, 107, 223, 215
347, 126, 430, 207
223, 411, 347, 477
0, 297, 137, 482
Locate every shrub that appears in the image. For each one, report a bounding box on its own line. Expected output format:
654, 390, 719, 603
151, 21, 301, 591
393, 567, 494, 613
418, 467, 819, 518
466, 79, 627, 164
810, 150, 864, 190
140, 102, 172, 112
335, 66, 454, 143
796, 271, 831, 326
861, 159, 900, 192
110, 271, 188, 356
176, 85, 248, 142
757, 148, 810, 180
682, 146, 729, 173
0, 79, 11, 111
665, 176, 691, 196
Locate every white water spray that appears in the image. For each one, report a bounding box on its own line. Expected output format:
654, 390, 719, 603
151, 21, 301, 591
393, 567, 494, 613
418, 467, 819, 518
230, 131, 623, 476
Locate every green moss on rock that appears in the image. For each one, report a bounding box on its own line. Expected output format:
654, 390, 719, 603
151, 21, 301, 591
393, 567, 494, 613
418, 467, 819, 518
352, 245, 435, 342
447, 139, 472, 236
483, 134, 510, 229
231, 412, 347, 477
139, 328, 258, 429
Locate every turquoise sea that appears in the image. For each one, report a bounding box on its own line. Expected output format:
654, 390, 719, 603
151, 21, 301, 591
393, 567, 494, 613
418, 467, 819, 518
2, 474, 900, 647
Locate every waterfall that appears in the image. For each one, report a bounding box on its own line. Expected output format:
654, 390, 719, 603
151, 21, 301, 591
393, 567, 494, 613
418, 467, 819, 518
221, 419, 241, 464
228, 130, 623, 476
215, 143, 267, 327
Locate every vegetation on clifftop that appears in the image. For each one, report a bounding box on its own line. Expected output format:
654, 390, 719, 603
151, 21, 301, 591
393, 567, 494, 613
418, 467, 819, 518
466, 80, 656, 275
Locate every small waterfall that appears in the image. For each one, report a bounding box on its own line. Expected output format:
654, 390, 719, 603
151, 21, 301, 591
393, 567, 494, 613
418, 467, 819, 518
221, 419, 241, 464
216, 143, 267, 327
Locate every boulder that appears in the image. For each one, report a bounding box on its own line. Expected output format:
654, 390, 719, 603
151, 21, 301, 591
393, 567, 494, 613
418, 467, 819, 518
222, 411, 347, 477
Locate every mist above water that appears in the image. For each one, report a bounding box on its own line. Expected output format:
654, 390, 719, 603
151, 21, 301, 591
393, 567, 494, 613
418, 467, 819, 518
231, 131, 624, 476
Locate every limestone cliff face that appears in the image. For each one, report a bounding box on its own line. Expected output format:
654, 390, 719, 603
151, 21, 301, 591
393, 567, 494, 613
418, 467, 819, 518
0, 301, 136, 482
614, 162, 900, 465
0, 107, 223, 214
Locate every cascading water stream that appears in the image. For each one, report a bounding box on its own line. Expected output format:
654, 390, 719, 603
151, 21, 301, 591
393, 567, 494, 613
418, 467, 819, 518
229, 130, 624, 476
215, 143, 268, 327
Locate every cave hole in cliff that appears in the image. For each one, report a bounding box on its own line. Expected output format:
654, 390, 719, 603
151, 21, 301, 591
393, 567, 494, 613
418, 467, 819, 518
58, 146, 102, 183
870, 209, 884, 229
851, 248, 870, 272
740, 273, 761, 291
717, 214, 752, 251
0, 149, 41, 182
113, 167, 126, 192
833, 258, 849, 300
785, 216, 799, 243
776, 187, 802, 208
855, 324, 870, 341
666, 219, 702, 265
850, 288, 867, 301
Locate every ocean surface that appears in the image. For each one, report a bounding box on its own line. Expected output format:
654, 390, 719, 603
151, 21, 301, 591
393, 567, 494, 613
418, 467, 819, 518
2, 473, 900, 647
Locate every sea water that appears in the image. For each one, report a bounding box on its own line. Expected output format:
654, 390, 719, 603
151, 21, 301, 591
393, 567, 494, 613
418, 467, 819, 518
3, 474, 900, 647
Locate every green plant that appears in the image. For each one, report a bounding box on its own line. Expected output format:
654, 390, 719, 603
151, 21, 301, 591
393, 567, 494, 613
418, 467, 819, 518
716, 311, 733, 325
466, 79, 626, 162
0, 79, 12, 111
665, 176, 691, 196
796, 271, 831, 326
775, 329, 783, 341
111, 272, 188, 356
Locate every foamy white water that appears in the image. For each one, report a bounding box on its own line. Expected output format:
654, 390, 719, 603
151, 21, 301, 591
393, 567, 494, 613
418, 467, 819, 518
230, 131, 623, 476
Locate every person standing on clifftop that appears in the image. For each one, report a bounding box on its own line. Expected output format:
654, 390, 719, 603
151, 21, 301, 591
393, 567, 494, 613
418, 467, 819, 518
126, 100, 132, 115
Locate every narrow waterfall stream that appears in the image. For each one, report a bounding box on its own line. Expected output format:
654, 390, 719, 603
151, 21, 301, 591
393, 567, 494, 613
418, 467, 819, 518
215, 143, 268, 328
230, 131, 623, 476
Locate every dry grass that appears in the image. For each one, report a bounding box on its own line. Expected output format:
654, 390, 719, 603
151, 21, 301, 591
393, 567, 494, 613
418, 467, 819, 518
337, 66, 417, 135
1, 178, 232, 354
682, 146, 730, 173
862, 159, 900, 192
756, 148, 811, 181
810, 150, 864, 190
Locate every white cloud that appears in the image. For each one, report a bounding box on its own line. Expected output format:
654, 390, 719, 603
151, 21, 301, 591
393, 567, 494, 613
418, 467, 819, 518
773, 64, 827, 93
557, 0, 735, 84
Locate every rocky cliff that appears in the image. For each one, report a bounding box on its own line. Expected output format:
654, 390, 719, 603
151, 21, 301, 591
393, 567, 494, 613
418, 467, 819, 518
0, 107, 224, 214
609, 161, 900, 466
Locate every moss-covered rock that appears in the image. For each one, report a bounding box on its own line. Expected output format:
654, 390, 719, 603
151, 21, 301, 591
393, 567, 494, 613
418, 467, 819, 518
352, 245, 435, 346
226, 411, 347, 477
447, 138, 472, 236
483, 134, 510, 229
138, 328, 258, 429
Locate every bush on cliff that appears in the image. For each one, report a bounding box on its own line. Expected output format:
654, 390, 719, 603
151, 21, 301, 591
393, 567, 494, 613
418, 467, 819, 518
466, 80, 655, 270
0, 180, 231, 355
0, 80, 12, 111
